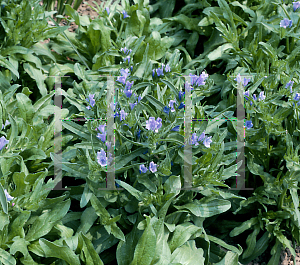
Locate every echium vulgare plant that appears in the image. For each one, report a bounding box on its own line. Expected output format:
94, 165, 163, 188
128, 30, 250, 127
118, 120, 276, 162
58, 36, 250, 262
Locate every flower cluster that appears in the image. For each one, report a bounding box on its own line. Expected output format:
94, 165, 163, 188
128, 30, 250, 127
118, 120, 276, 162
293, 93, 300, 107
189, 130, 213, 148
146, 117, 162, 133
152, 63, 171, 77
139, 161, 158, 174
121, 47, 132, 64
86, 94, 95, 110
244, 91, 266, 106
280, 18, 292, 28
189, 72, 209, 88
96, 124, 107, 143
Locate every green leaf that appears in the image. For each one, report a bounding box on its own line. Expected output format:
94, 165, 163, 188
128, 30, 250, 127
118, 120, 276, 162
168, 222, 202, 253
242, 223, 260, 259
229, 217, 259, 237
16, 93, 34, 124
25, 199, 71, 242
39, 238, 81, 265
64, 4, 80, 26
89, 194, 111, 224
115, 180, 143, 201
0, 182, 8, 214
170, 240, 205, 265
207, 43, 234, 61
76, 207, 98, 235
174, 197, 231, 217
23, 63, 47, 97
0, 55, 19, 78
78, 232, 104, 265
130, 216, 157, 265
0, 248, 16, 265
125, 9, 146, 38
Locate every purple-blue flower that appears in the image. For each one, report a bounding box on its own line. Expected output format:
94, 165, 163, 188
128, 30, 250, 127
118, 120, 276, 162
2, 120, 10, 130
117, 68, 130, 85
286, 81, 294, 94
137, 129, 141, 139
129, 102, 137, 110
196, 71, 209, 86
122, 10, 129, 18
169, 100, 177, 112
139, 164, 148, 173
86, 94, 95, 109
163, 106, 170, 115
280, 18, 293, 28
123, 56, 130, 64
190, 133, 199, 146
106, 141, 111, 150
137, 95, 142, 103
152, 69, 155, 77
189, 74, 198, 86
178, 102, 185, 109
146, 117, 161, 133
119, 109, 128, 121
294, 93, 300, 101
98, 133, 106, 143
0, 136, 9, 151
245, 120, 253, 129
124, 88, 133, 98
4, 189, 13, 202
97, 149, 107, 167
244, 90, 250, 101
156, 67, 164, 77
293, 1, 300, 12
105, 7, 110, 15
125, 81, 134, 91
149, 161, 158, 173
198, 131, 206, 142
178, 91, 185, 101
203, 136, 212, 148
258, 91, 266, 101
165, 64, 171, 72
185, 81, 193, 92
171, 125, 180, 131
235, 74, 251, 86
121, 47, 132, 55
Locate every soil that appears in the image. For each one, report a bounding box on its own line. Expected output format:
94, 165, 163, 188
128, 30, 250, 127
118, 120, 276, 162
37, 0, 300, 264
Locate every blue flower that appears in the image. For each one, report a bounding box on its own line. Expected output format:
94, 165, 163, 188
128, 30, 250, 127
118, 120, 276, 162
293, 1, 300, 12
189, 74, 198, 86
123, 56, 130, 64
294, 93, 300, 101
178, 102, 185, 109
146, 117, 161, 133
245, 120, 253, 129
169, 100, 177, 112
258, 91, 266, 101
149, 161, 158, 173
196, 71, 209, 86
171, 125, 180, 131
165, 64, 171, 72
139, 164, 148, 173
163, 106, 170, 115
97, 133, 106, 143
105, 7, 110, 15
244, 90, 250, 101
189, 133, 199, 146
0, 136, 9, 151
121, 47, 132, 55
122, 10, 129, 18
156, 67, 164, 77
280, 18, 292, 28
152, 69, 155, 77
119, 110, 128, 121
129, 102, 137, 110
178, 91, 185, 101
97, 149, 107, 167
235, 74, 251, 86
203, 136, 212, 148
4, 189, 13, 202
198, 131, 206, 142
86, 94, 95, 109
2, 120, 10, 130
106, 141, 112, 150
286, 80, 294, 94
137, 129, 141, 139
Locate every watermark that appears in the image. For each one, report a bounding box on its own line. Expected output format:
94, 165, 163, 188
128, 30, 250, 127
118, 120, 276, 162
49, 73, 255, 192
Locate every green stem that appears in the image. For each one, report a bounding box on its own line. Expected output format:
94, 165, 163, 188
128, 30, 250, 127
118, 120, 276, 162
279, 187, 287, 210
286, 37, 290, 54
266, 134, 270, 171
116, 20, 125, 45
